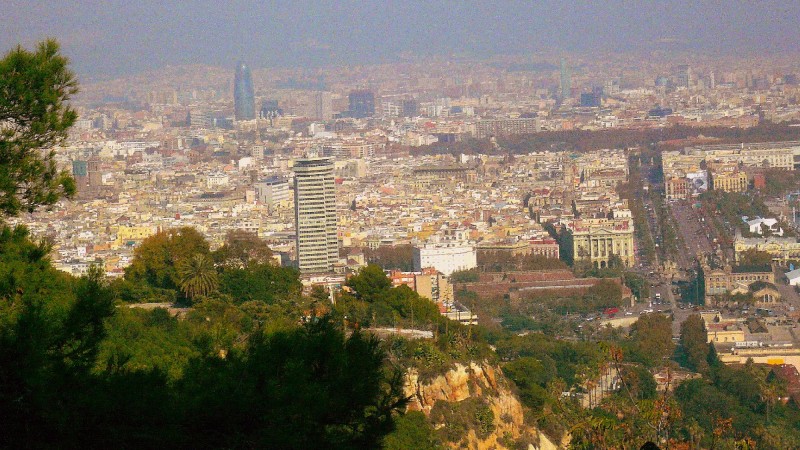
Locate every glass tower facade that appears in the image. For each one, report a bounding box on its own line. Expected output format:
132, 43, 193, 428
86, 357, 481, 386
560, 58, 571, 101
348, 90, 375, 118
234, 61, 255, 121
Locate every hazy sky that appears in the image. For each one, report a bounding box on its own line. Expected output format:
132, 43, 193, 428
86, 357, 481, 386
2, 1, 800, 78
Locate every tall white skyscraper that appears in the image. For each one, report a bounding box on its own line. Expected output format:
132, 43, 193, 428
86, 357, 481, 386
293, 157, 338, 273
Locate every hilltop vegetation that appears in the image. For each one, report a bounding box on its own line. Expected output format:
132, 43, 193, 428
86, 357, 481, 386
0, 225, 415, 448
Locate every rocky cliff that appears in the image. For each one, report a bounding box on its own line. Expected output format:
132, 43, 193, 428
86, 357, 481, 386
404, 361, 561, 450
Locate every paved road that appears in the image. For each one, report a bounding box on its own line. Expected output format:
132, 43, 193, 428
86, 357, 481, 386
670, 200, 716, 270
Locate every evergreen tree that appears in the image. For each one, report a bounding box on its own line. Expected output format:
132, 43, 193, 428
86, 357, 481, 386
680, 314, 710, 374
0, 40, 78, 216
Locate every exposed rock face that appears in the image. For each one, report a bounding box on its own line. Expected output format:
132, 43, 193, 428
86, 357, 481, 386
404, 361, 560, 449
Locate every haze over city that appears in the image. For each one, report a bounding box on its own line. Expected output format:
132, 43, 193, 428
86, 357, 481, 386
3, 1, 800, 77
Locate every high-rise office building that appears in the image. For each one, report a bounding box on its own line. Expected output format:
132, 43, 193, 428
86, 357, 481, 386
675, 64, 692, 88
72, 155, 102, 199
72, 160, 88, 179
559, 58, 571, 100
189, 107, 212, 128
293, 157, 338, 274
383, 98, 419, 117
312, 91, 333, 120
259, 99, 283, 120
401, 99, 418, 117
234, 61, 255, 121
255, 176, 290, 211
580, 92, 602, 107
348, 90, 375, 118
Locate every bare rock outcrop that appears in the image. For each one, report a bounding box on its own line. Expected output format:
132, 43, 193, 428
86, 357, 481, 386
404, 361, 560, 449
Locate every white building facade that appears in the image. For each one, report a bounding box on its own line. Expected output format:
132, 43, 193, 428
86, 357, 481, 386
413, 243, 477, 276
293, 157, 338, 274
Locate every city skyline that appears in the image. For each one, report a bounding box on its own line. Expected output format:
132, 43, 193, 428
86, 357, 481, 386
5, 5, 800, 448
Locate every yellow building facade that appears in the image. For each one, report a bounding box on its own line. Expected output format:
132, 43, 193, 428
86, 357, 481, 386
734, 235, 800, 263
114, 225, 158, 248
710, 169, 748, 193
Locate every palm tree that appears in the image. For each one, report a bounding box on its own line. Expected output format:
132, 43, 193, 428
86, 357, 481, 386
760, 379, 781, 422
177, 253, 218, 301
685, 418, 703, 450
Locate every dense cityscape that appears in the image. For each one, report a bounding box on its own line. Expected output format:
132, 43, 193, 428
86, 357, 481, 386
5, 3, 800, 449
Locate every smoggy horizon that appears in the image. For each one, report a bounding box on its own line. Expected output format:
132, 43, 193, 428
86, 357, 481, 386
3, 1, 800, 79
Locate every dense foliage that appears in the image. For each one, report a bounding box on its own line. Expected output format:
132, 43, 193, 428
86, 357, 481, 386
0, 40, 78, 216
698, 190, 778, 242
123, 227, 210, 296
761, 168, 800, 197
383, 411, 442, 450
620, 155, 657, 264
678, 314, 712, 374
476, 253, 568, 272
450, 268, 480, 283
336, 264, 444, 330
364, 244, 415, 271
737, 248, 774, 272
414, 122, 800, 156
0, 226, 409, 448
212, 229, 274, 268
